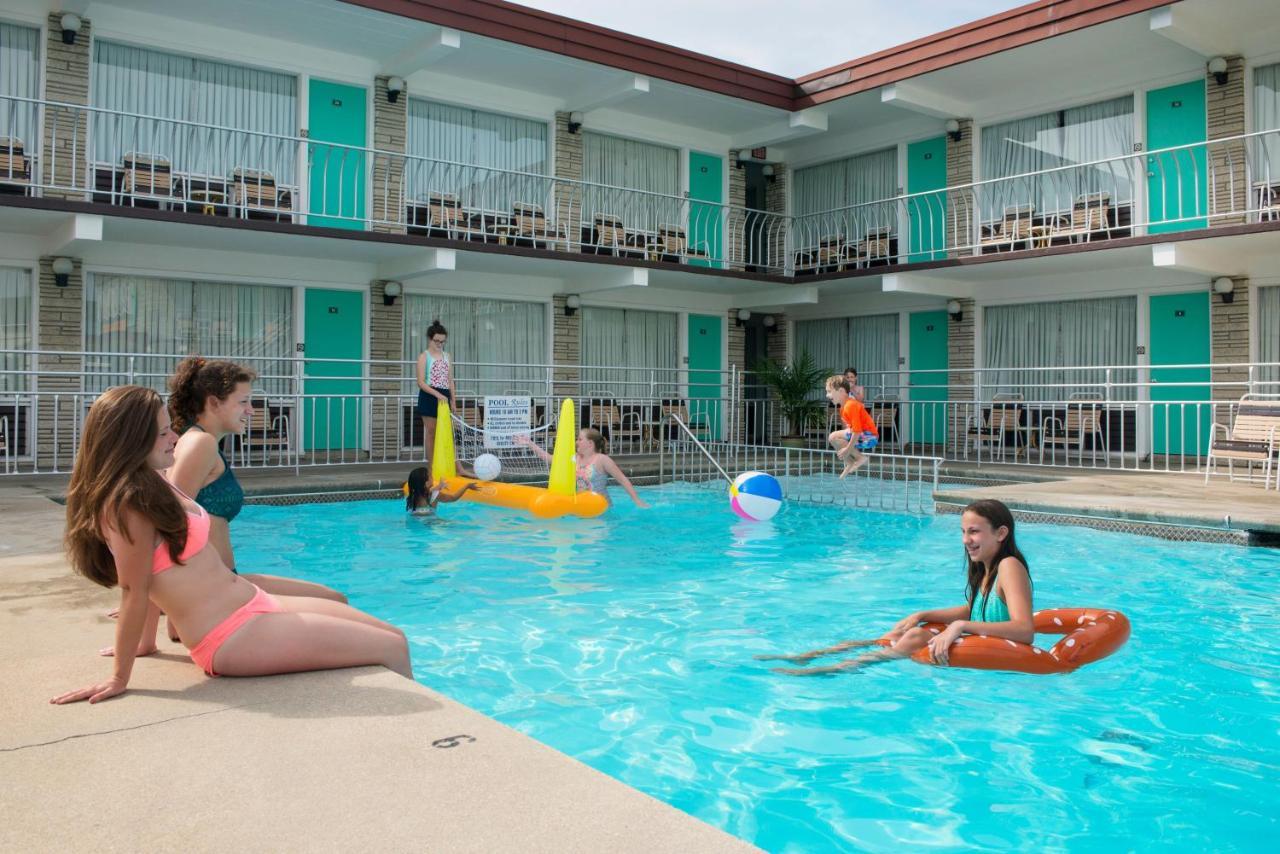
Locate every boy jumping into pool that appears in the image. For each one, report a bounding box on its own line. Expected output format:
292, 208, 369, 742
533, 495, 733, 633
825, 375, 877, 478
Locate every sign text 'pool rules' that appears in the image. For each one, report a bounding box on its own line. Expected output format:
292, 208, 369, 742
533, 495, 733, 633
483, 396, 531, 448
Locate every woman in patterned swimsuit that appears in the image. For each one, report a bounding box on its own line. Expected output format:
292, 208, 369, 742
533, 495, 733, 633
165, 358, 346, 611
415, 319, 456, 476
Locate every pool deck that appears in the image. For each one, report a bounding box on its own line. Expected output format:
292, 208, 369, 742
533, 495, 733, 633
0, 487, 755, 853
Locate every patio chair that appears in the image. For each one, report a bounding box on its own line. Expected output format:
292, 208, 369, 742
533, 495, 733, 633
0, 137, 31, 189
1255, 182, 1280, 223
870, 395, 900, 448
589, 402, 622, 440
967, 392, 1026, 460
512, 202, 564, 249
592, 213, 626, 256
980, 205, 1034, 252
120, 153, 178, 204
658, 224, 687, 262
1204, 395, 1280, 488
854, 226, 893, 265
1039, 392, 1106, 464
1050, 193, 1111, 243
240, 403, 291, 455
231, 168, 292, 218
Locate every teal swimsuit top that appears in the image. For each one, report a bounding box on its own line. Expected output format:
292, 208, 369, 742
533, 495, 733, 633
189, 425, 244, 522
969, 589, 1011, 623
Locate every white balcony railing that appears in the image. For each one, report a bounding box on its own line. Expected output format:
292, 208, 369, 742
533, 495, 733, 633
4, 94, 1279, 276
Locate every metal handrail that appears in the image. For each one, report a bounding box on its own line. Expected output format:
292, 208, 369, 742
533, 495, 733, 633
665, 412, 732, 484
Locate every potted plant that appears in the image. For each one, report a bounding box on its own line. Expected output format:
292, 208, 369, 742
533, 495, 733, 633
752, 350, 831, 448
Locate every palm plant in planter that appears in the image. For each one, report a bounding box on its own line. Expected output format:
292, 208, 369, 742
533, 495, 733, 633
752, 350, 831, 448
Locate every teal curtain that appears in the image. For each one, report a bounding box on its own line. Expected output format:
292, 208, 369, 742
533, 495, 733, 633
403, 294, 547, 397
983, 296, 1136, 400
0, 266, 31, 392
84, 275, 294, 394
979, 95, 1133, 221
0, 22, 39, 148
580, 306, 677, 394
794, 314, 899, 398
91, 41, 298, 185
405, 97, 548, 208
582, 132, 680, 235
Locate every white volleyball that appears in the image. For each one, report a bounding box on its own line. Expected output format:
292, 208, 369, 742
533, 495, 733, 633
473, 453, 502, 481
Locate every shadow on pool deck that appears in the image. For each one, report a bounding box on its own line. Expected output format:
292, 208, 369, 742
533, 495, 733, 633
0, 495, 756, 852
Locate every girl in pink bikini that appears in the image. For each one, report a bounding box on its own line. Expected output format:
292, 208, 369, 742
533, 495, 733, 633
52, 386, 411, 705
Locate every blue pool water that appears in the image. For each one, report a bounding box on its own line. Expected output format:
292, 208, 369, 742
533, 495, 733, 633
236, 484, 1280, 851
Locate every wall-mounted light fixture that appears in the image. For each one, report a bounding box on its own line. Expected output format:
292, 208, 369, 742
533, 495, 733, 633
564, 293, 581, 316
1208, 56, 1229, 86
51, 256, 74, 287
60, 13, 81, 45
945, 118, 962, 142
762, 164, 776, 184
386, 76, 405, 104
736, 308, 752, 327
1213, 276, 1235, 304
567, 111, 583, 135
947, 298, 963, 322
763, 314, 777, 332
382, 280, 403, 306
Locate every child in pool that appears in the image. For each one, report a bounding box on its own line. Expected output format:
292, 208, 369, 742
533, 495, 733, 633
513, 428, 648, 508
757, 498, 1033, 674
405, 466, 476, 516
825, 375, 878, 479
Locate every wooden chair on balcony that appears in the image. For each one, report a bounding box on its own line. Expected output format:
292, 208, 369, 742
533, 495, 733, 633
980, 205, 1034, 252
592, 213, 626, 256
1050, 193, 1111, 243
657, 224, 687, 262
1039, 392, 1106, 464
0, 137, 31, 190
512, 202, 563, 250
1255, 182, 1280, 222
231, 167, 293, 219
967, 393, 1026, 460
848, 226, 893, 267
120, 153, 178, 206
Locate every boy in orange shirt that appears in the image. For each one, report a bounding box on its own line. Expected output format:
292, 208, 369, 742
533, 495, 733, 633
825, 375, 878, 478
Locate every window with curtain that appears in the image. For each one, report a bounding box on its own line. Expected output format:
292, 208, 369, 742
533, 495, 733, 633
983, 296, 1136, 400
84, 275, 294, 394
1258, 285, 1280, 391
0, 22, 39, 149
793, 314, 900, 398
0, 266, 31, 393
580, 307, 677, 394
403, 294, 547, 397
1252, 63, 1280, 191
979, 95, 1134, 221
582, 132, 680, 235
793, 148, 897, 217
90, 41, 298, 185
405, 98, 548, 208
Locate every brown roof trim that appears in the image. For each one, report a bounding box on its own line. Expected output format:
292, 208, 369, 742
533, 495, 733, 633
340, 0, 1171, 111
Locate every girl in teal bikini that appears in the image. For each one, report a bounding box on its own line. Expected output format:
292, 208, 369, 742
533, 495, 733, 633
758, 499, 1033, 674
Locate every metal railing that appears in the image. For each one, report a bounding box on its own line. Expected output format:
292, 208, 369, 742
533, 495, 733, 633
5, 94, 1279, 276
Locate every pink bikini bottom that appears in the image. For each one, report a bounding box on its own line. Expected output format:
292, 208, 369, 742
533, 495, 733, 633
188, 585, 285, 676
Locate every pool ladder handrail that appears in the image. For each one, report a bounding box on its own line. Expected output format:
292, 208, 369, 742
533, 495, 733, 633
666, 413, 733, 485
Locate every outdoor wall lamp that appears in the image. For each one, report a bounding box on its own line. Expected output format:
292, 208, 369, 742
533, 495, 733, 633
1208, 56, 1229, 86
59, 13, 81, 45
382, 280, 402, 306
947, 298, 963, 321
945, 118, 962, 142
51, 256, 74, 287
567, 112, 583, 135
736, 308, 751, 327
386, 76, 405, 103
763, 314, 777, 332
762, 164, 776, 184
1213, 276, 1235, 304
564, 293, 581, 316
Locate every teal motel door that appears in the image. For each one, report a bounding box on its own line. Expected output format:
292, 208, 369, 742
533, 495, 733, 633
908, 310, 949, 447
687, 314, 722, 439
906, 136, 947, 263
308, 80, 367, 230
1146, 80, 1207, 234
688, 151, 723, 268
303, 288, 364, 451
1149, 292, 1210, 457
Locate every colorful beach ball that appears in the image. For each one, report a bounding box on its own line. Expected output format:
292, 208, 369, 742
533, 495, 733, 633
473, 453, 502, 481
730, 471, 782, 521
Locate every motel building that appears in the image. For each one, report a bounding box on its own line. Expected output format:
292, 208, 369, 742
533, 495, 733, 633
1, 0, 1279, 478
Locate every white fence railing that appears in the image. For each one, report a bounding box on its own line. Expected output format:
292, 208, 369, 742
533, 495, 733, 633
4, 94, 1279, 276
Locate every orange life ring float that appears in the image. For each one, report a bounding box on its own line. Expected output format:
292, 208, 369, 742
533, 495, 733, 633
879, 608, 1130, 674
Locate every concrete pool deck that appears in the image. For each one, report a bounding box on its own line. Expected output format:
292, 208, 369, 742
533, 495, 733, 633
0, 489, 755, 852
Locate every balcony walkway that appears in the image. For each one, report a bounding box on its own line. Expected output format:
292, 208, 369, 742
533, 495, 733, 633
0, 489, 753, 852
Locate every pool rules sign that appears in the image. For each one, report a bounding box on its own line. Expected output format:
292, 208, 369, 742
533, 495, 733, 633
484, 396, 531, 448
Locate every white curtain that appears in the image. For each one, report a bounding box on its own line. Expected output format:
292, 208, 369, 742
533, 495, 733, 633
0, 22, 39, 150
794, 314, 899, 398
405, 98, 548, 208
793, 148, 897, 247
980, 96, 1133, 220
580, 306, 676, 394
85, 275, 293, 393
1258, 285, 1280, 391
983, 296, 1136, 400
0, 266, 31, 392
582, 132, 679, 235
403, 294, 547, 397
1252, 63, 1280, 190
91, 41, 298, 184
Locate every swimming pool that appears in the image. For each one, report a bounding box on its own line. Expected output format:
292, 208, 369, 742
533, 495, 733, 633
236, 484, 1280, 851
